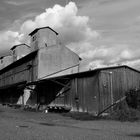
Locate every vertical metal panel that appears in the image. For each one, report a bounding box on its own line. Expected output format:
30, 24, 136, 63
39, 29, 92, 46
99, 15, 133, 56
99, 71, 112, 112
125, 68, 140, 90
37, 44, 79, 79
0, 58, 37, 87
30, 32, 39, 52
11, 44, 30, 62
38, 28, 58, 49
72, 73, 99, 114
99, 67, 140, 113
36, 73, 99, 114
2, 55, 13, 68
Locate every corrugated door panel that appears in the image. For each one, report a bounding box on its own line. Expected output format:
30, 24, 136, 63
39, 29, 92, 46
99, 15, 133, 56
69, 79, 77, 111
77, 78, 84, 112
85, 75, 99, 114
99, 72, 112, 113
77, 75, 98, 114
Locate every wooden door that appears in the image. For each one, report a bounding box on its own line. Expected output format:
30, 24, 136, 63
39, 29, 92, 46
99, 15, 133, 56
99, 71, 113, 113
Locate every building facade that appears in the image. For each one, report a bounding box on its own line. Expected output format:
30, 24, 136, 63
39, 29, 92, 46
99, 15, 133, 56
0, 27, 140, 115
35, 66, 140, 115
0, 26, 80, 106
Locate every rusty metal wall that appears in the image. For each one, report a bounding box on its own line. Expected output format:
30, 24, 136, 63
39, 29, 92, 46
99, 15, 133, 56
11, 44, 30, 62
49, 67, 140, 114
0, 57, 37, 88
37, 44, 80, 79
76, 74, 99, 114
98, 67, 140, 113
38, 28, 58, 49
98, 71, 113, 113
37, 72, 99, 114
125, 68, 140, 90
30, 28, 58, 52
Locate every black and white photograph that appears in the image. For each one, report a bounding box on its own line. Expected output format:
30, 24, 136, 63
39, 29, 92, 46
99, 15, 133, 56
0, 0, 140, 139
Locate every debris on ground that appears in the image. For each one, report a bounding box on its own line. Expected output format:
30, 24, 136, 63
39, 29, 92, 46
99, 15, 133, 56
62, 112, 99, 121
107, 101, 140, 122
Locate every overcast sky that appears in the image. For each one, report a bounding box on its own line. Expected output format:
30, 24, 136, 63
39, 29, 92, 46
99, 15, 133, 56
0, 0, 140, 71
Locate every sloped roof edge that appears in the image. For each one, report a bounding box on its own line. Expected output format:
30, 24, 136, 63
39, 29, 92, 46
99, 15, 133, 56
29, 26, 59, 36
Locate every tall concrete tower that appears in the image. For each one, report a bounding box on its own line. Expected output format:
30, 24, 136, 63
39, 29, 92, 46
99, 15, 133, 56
29, 27, 59, 52
29, 26, 81, 79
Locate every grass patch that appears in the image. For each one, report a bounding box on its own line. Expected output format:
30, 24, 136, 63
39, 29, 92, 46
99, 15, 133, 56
62, 101, 140, 122
62, 109, 140, 122
107, 102, 140, 122
62, 112, 100, 121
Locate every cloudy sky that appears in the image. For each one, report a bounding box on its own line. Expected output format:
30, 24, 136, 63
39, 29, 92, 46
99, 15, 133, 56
0, 0, 140, 71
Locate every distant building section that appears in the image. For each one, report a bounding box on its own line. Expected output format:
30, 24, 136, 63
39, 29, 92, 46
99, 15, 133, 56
0, 26, 81, 88
10, 44, 31, 62
0, 26, 140, 115
0, 57, 3, 70
29, 27, 59, 52
0, 55, 13, 70
29, 26, 80, 79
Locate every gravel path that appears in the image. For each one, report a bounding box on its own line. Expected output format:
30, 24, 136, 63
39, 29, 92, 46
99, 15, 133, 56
0, 105, 140, 140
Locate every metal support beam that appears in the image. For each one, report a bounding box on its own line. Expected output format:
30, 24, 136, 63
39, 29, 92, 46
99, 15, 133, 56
49, 79, 70, 89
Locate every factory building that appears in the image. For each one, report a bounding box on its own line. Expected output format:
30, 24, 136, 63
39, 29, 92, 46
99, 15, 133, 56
0, 26, 140, 115
30, 65, 140, 115
10, 44, 31, 62
0, 26, 80, 107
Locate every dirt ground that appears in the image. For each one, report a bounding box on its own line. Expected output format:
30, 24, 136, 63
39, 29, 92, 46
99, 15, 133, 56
0, 105, 140, 140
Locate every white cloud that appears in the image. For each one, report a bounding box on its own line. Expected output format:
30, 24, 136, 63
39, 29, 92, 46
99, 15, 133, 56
0, 1, 140, 71
19, 2, 99, 45
120, 50, 132, 60
5, 0, 32, 6
0, 31, 20, 55
0, 2, 99, 57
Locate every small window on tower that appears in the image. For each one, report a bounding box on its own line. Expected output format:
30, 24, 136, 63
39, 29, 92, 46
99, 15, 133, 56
45, 43, 47, 47
32, 35, 36, 42
13, 50, 15, 54
1, 59, 3, 63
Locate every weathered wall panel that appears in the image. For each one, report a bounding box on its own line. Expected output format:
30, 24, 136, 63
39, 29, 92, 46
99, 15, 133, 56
1, 55, 13, 69
38, 72, 99, 114
76, 74, 99, 114
38, 28, 58, 49
0, 58, 37, 88
99, 71, 112, 113
125, 68, 140, 90
98, 67, 140, 113
11, 44, 30, 62
30, 27, 58, 52
30, 32, 39, 52
37, 44, 79, 79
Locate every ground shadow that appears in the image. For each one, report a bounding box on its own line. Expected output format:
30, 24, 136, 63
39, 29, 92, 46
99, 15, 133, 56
128, 133, 140, 137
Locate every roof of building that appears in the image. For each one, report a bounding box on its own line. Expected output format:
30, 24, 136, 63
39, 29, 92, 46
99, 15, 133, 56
0, 54, 12, 60
29, 26, 59, 36
68, 65, 140, 77
28, 65, 140, 86
10, 44, 30, 50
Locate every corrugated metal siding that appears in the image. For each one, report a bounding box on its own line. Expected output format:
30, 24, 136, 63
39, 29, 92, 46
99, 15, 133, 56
125, 68, 140, 90
39, 73, 99, 114
11, 45, 30, 62
37, 44, 79, 79
99, 71, 112, 112
76, 74, 99, 114
98, 67, 140, 113
37, 81, 63, 105
38, 28, 58, 49
0, 58, 37, 88
32, 56, 38, 81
